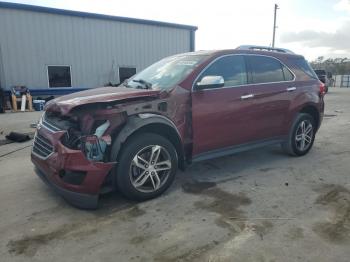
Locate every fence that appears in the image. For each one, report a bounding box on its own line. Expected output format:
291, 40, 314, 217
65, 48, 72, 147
333, 75, 350, 88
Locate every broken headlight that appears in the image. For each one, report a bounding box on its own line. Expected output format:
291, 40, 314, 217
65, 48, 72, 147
81, 120, 111, 161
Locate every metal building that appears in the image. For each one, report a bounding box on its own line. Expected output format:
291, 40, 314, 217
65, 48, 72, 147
0, 2, 197, 91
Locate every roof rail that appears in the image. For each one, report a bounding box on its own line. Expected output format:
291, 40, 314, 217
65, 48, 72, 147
236, 45, 294, 54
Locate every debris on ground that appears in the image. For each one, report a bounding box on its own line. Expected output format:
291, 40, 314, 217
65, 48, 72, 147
5, 132, 31, 142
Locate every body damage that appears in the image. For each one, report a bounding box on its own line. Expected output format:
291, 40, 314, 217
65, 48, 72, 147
32, 85, 191, 208
45, 85, 192, 154
31, 49, 324, 209
45, 86, 162, 115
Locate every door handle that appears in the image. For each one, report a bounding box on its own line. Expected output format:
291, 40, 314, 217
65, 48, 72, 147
286, 87, 296, 92
240, 94, 254, 100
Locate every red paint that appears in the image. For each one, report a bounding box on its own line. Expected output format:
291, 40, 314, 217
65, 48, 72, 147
32, 49, 324, 204
32, 127, 114, 194
45, 86, 161, 115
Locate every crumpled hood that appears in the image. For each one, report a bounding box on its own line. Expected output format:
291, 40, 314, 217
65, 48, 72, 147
45, 86, 161, 115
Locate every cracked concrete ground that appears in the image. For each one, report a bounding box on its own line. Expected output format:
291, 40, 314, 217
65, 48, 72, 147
1, 88, 350, 262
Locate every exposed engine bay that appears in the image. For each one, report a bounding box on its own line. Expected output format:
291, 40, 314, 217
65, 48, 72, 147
43, 109, 126, 163
42, 85, 191, 165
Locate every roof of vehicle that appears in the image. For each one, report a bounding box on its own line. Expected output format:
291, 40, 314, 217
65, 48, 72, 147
236, 45, 294, 54
183, 48, 304, 60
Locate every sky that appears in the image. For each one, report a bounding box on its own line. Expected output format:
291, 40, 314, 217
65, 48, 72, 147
3, 0, 350, 61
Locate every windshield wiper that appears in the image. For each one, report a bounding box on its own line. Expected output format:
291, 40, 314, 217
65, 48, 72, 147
122, 80, 132, 88
132, 79, 152, 89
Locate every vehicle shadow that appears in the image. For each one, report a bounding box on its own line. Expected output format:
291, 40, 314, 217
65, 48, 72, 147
182, 144, 288, 182
96, 144, 289, 212
97, 191, 136, 215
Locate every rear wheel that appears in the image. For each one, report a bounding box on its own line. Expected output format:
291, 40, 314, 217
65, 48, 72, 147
115, 133, 178, 200
282, 113, 316, 156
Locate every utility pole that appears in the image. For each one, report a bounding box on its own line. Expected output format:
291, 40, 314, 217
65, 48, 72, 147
272, 4, 279, 48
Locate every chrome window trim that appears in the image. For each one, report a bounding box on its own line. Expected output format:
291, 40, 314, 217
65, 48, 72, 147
191, 53, 296, 92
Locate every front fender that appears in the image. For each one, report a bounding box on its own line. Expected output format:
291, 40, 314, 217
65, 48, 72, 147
110, 113, 182, 162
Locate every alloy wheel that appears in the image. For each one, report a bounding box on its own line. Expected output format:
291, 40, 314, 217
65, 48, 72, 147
129, 145, 172, 193
295, 120, 313, 151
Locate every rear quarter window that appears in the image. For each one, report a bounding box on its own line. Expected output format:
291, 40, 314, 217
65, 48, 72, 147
290, 57, 318, 79
282, 66, 294, 81
247, 56, 292, 83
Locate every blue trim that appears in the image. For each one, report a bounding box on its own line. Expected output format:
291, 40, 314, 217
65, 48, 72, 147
4, 87, 89, 96
0, 1, 197, 31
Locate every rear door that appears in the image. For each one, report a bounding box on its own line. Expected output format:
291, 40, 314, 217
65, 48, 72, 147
191, 55, 258, 156
245, 55, 296, 140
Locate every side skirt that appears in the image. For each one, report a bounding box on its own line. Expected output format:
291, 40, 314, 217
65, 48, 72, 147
192, 137, 286, 163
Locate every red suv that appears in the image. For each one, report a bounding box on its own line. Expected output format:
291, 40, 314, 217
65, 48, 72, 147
31, 45, 325, 208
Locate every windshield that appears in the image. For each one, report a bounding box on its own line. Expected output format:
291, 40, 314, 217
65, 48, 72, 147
125, 54, 208, 90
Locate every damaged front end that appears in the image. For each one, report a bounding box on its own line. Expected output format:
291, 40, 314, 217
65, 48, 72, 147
59, 115, 114, 162
31, 107, 127, 209
31, 85, 190, 208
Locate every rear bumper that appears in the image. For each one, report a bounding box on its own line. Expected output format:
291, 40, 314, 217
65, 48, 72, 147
31, 124, 115, 209
318, 99, 325, 130
34, 167, 99, 209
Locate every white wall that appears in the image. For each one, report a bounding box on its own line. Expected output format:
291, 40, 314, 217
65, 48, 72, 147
0, 7, 192, 89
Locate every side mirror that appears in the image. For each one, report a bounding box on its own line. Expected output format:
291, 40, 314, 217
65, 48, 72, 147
195, 75, 224, 90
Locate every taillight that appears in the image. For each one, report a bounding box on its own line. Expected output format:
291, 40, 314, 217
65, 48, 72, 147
319, 82, 326, 96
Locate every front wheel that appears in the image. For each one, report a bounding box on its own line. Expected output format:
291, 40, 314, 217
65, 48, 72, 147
282, 113, 316, 156
115, 133, 178, 200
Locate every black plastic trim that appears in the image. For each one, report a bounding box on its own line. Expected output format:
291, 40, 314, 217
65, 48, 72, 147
34, 167, 98, 209
192, 137, 286, 162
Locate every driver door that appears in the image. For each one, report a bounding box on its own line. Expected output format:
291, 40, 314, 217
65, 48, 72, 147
191, 55, 257, 157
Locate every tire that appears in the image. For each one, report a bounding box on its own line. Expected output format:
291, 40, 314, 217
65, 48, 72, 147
115, 133, 178, 201
282, 113, 316, 156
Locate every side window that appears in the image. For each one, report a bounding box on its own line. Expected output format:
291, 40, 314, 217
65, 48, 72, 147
291, 57, 318, 79
198, 55, 247, 87
282, 66, 294, 81
248, 56, 285, 84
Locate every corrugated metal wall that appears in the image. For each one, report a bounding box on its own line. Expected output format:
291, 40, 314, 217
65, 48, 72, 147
0, 8, 192, 90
